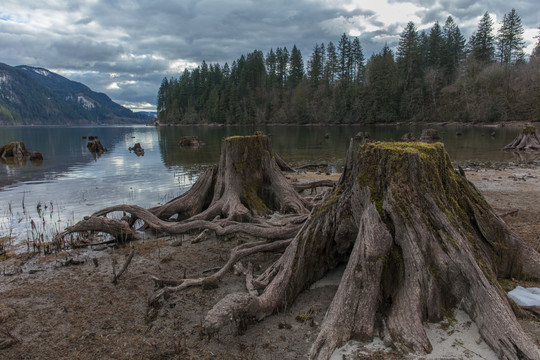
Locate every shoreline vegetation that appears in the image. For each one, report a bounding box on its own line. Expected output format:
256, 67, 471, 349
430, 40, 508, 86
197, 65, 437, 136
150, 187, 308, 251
157, 10, 540, 127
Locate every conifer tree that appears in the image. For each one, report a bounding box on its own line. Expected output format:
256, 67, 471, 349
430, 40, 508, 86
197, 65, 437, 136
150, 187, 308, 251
442, 16, 466, 83
427, 22, 443, 67
338, 33, 352, 82
469, 12, 496, 64
288, 45, 304, 88
497, 9, 525, 65
324, 41, 338, 84
397, 22, 421, 90
351, 37, 365, 82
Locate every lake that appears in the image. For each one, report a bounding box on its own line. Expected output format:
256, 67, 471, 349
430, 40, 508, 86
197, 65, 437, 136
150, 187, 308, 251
0, 124, 526, 251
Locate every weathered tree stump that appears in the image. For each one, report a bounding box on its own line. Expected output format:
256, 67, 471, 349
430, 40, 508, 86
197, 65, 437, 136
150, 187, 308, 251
400, 132, 416, 142
203, 138, 540, 360
503, 125, 540, 151
56, 133, 310, 241
128, 143, 144, 156
178, 136, 205, 147
419, 128, 442, 142
87, 140, 106, 155
0, 142, 43, 166
0, 142, 29, 159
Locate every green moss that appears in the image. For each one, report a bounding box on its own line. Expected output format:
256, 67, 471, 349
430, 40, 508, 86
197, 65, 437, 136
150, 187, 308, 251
242, 188, 267, 213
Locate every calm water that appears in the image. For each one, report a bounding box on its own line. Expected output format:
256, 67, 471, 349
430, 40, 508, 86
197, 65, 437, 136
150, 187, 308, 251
0, 124, 524, 249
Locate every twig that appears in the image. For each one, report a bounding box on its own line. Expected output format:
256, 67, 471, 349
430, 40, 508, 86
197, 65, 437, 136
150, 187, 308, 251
112, 245, 135, 285
499, 209, 519, 217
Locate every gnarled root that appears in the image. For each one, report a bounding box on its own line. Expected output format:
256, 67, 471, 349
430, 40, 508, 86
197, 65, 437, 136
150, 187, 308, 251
148, 239, 292, 307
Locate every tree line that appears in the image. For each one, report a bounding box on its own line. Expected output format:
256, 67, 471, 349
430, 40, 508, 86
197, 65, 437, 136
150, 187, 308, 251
157, 9, 540, 125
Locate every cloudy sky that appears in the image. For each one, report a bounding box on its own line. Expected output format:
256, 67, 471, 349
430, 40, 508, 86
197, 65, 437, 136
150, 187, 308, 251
1, 0, 539, 112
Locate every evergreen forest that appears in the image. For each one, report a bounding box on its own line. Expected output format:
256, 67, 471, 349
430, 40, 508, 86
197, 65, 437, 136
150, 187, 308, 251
157, 10, 540, 125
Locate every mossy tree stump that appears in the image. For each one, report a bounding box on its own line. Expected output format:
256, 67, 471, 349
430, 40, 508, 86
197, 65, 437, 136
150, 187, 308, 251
203, 138, 540, 360
56, 133, 310, 241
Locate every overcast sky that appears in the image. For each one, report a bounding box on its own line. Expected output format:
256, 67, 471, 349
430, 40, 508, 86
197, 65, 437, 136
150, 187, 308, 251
1, 0, 539, 112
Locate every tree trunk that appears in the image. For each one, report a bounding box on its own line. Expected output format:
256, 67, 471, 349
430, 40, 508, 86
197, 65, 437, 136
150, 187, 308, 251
204, 137, 540, 360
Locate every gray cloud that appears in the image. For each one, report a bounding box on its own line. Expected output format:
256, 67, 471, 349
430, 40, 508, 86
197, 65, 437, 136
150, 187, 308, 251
1, 0, 539, 111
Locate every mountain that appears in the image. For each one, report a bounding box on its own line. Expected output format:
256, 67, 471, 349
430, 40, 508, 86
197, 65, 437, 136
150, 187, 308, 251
0, 63, 149, 125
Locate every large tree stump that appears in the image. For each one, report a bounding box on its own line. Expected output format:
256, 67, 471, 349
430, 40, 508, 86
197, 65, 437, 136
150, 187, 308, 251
204, 138, 540, 359
504, 125, 540, 151
56, 133, 310, 242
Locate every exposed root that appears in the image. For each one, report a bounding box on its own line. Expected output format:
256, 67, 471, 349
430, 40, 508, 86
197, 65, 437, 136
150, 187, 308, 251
148, 239, 292, 306
112, 245, 135, 285
292, 179, 336, 193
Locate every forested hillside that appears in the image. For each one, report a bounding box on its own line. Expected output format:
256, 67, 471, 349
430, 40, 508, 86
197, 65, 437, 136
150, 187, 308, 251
0, 64, 148, 125
157, 10, 540, 125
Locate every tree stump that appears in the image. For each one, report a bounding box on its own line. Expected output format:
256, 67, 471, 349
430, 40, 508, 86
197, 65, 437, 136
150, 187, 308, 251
56, 133, 310, 241
0, 142, 29, 159
503, 125, 540, 151
178, 136, 205, 147
419, 128, 441, 142
87, 140, 106, 155
204, 138, 540, 360
128, 143, 144, 156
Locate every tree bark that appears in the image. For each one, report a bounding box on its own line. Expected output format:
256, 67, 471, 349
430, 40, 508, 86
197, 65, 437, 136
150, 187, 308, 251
204, 138, 540, 360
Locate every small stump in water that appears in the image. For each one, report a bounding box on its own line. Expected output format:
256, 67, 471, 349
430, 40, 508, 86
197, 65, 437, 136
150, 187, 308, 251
128, 143, 144, 156
419, 128, 441, 142
178, 136, 205, 147
87, 140, 106, 156
503, 125, 540, 151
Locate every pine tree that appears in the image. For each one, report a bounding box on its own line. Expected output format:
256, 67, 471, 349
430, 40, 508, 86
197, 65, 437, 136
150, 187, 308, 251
324, 41, 338, 84
351, 37, 365, 82
265, 49, 277, 90
497, 9, 525, 65
307, 43, 324, 88
427, 22, 443, 67
288, 45, 304, 88
442, 16, 466, 83
397, 22, 421, 90
469, 12, 496, 64
338, 33, 352, 82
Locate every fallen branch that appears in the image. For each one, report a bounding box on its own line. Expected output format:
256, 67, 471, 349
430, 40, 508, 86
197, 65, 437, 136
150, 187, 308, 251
112, 245, 135, 285
500, 209, 519, 218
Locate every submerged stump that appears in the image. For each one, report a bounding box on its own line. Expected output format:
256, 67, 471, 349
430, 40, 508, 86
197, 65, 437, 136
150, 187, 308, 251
204, 138, 540, 360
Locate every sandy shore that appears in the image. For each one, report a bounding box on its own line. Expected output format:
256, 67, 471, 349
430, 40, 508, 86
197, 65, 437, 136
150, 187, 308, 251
1, 167, 539, 359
